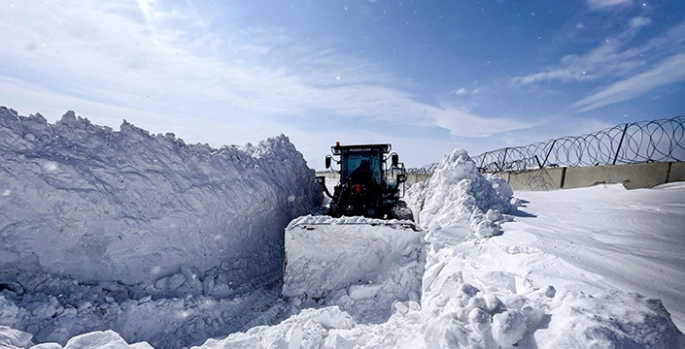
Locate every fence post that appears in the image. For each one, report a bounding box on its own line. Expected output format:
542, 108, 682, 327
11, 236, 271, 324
501, 148, 508, 171
542, 140, 556, 168
535, 155, 542, 168
613, 124, 629, 165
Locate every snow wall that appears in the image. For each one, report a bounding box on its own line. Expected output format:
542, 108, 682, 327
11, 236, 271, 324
0, 106, 322, 290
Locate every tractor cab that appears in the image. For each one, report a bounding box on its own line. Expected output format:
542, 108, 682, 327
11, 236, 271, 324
317, 143, 412, 220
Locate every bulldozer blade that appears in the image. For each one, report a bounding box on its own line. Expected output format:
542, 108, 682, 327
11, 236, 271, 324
282, 215, 425, 303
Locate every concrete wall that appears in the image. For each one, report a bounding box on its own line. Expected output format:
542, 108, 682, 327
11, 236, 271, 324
317, 162, 684, 191
406, 173, 432, 184
501, 162, 682, 191
506, 167, 566, 192
563, 162, 670, 190
316, 171, 339, 180
668, 162, 685, 183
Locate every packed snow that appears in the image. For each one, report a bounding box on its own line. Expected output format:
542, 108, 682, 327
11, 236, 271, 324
193, 150, 682, 348
283, 215, 424, 323
0, 107, 321, 347
1, 107, 683, 348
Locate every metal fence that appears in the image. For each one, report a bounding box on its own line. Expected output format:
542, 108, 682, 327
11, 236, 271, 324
471, 115, 685, 173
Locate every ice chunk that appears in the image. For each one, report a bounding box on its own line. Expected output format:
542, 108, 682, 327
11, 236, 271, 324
491, 310, 527, 348
0, 326, 33, 349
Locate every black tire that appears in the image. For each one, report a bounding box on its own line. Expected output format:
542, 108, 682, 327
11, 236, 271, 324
390, 201, 414, 221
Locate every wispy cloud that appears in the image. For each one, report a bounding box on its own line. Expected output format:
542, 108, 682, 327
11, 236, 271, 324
433, 109, 531, 137
512, 17, 675, 86
453, 88, 468, 95
0, 1, 528, 145
451, 87, 482, 96
510, 18, 685, 110
573, 53, 685, 111
586, 0, 632, 11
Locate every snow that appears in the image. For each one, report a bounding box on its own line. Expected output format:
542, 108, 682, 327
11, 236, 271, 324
405, 149, 512, 238
282, 215, 424, 323
498, 183, 685, 331
1, 108, 683, 348
0, 107, 321, 347
189, 148, 683, 349
0, 107, 321, 289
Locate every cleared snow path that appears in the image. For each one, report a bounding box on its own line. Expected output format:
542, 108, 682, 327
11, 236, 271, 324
498, 183, 685, 331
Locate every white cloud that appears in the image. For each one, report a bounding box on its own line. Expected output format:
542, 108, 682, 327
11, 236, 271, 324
573, 53, 685, 111
454, 88, 468, 95
0, 0, 533, 166
434, 109, 531, 137
586, 0, 632, 10
629, 16, 652, 28
512, 20, 685, 87
0, 2, 436, 126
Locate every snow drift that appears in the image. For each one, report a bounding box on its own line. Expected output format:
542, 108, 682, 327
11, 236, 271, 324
406, 148, 513, 238
0, 106, 322, 289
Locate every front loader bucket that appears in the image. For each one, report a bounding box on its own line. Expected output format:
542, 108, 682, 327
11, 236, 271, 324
282, 215, 425, 321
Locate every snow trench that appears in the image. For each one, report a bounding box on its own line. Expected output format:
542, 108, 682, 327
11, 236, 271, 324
189, 148, 684, 348
1, 116, 683, 348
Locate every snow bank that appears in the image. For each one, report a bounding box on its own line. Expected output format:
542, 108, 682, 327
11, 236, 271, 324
191, 147, 683, 348
0, 106, 321, 288
0, 107, 321, 347
0, 275, 288, 348
282, 215, 425, 323
406, 148, 513, 238
190, 285, 684, 349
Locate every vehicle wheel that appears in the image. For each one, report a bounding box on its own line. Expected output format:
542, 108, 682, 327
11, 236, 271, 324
391, 201, 414, 221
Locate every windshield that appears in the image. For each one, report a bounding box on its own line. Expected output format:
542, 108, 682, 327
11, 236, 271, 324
341, 150, 382, 184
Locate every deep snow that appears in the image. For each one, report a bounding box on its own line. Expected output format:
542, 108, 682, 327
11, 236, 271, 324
1, 108, 683, 348
189, 150, 683, 348
0, 107, 321, 288
497, 183, 685, 331
283, 215, 424, 323
0, 107, 321, 347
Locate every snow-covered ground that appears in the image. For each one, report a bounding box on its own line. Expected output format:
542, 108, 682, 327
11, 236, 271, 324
498, 183, 685, 331
1, 107, 683, 348
182, 149, 684, 349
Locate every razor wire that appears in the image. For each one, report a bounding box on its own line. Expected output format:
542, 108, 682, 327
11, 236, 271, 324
471, 115, 685, 173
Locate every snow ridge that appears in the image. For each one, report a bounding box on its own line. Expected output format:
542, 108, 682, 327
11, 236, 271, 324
406, 148, 513, 238
0, 107, 321, 347
0, 106, 321, 288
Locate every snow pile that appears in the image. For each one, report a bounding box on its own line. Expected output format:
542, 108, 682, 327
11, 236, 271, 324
282, 215, 425, 323
0, 107, 321, 347
188, 282, 683, 348
406, 148, 513, 238
0, 275, 287, 348
0, 106, 321, 288
2, 113, 683, 349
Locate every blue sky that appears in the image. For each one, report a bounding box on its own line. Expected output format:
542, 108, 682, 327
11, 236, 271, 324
1, 0, 684, 169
